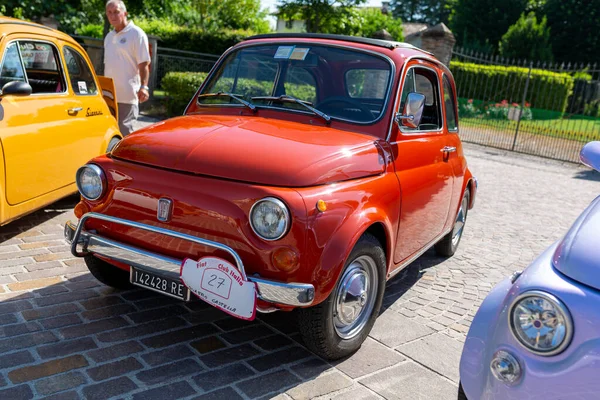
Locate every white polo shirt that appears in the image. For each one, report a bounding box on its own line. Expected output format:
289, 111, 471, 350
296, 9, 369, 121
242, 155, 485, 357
104, 21, 151, 104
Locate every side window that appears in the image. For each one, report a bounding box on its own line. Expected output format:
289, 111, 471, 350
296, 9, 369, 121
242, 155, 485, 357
18, 41, 66, 94
63, 46, 98, 95
284, 66, 316, 104
346, 69, 390, 99
0, 42, 27, 88
443, 75, 458, 131
399, 67, 442, 132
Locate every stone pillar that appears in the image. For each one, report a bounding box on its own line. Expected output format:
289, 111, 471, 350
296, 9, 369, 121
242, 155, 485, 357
405, 23, 456, 66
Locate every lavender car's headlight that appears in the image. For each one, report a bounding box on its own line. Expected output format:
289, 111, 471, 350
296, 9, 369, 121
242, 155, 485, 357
250, 197, 290, 241
76, 164, 106, 201
509, 291, 573, 356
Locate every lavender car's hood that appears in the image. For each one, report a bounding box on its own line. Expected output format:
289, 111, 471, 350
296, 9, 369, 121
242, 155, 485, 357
552, 141, 600, 290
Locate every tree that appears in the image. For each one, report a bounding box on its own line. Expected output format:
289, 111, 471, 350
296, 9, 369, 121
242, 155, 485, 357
277, 0, 367, 34
499, 12, 552, 61
390, 0, 451, 25
357, 8, 404, 41
449, 0, 528, 52
544, 0, 600, 64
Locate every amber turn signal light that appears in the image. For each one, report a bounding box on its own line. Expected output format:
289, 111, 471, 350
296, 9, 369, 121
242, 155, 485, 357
73, 202, 90, 219
272, 247, 299, 272
316, 199, 327, 212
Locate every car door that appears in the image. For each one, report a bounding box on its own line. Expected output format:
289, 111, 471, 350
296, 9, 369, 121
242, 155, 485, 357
0, 35, 83, 205
391, 61, 454, 264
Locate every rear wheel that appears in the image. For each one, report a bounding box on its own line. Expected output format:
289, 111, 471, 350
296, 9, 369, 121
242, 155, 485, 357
435, 189, 470, 257
297, 233, 386, 360
84, 255, 132, 289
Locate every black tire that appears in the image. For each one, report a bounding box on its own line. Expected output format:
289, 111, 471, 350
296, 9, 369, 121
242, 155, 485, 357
458, 382, 468, 400
297, 233, 386, 360
84, 255, 132, 289
435, 189, 470, 257
106, 137, 121, 153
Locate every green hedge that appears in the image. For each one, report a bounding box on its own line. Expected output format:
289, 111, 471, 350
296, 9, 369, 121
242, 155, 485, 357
450, 61, 575, 113
162, 71, 318, 117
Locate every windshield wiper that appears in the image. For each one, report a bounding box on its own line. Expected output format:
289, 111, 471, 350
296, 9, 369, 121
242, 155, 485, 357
251, 95, 331, 124
197, 92, 256, 112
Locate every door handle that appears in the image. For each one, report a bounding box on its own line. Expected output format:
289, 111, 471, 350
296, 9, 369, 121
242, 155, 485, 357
441, 146, 456, 153
68, 107, 83, 114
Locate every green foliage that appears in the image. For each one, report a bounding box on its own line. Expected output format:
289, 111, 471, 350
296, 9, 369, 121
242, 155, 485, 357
450, 61, 575, 112
161, 72, 207, 116
544, 0, 600, 64
356, 8, 404, 41
277, 0, 367, 33
449, 0, 528, 52
76, 23, 104, 38
499, 12, 553, 61
390, 0, 451, 25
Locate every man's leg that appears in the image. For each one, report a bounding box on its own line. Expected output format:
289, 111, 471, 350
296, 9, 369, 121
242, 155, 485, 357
117, 103, 139, 136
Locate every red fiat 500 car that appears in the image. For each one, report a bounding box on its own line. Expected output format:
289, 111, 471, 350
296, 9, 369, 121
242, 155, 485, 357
65, 33, 477, 360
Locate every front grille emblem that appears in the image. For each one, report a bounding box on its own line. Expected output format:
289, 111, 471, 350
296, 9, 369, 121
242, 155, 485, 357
157, 198, 173, 222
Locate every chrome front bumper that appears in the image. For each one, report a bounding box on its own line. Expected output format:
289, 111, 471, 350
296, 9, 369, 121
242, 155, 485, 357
65, 212, 315, 307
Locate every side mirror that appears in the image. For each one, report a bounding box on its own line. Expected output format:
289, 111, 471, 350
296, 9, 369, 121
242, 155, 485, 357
395, 92, 425, 129
580, 141, 600, 173
0, 81, 32, 98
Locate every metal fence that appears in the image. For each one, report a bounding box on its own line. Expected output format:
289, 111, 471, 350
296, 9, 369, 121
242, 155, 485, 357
452, 47, 600, 163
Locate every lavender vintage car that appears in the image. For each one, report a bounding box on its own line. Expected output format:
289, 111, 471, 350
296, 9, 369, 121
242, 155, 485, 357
459, 141, 600, 399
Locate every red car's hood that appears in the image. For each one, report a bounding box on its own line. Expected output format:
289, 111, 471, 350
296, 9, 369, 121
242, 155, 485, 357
111, 115, 385, 187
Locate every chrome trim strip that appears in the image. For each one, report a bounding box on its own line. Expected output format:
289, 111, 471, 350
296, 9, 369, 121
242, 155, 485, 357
66, 214, 315, 307
387, 227, 452, 279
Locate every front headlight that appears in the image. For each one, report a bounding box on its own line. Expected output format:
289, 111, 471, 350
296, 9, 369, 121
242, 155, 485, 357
250, 197, 290, 241
76, 164, 106, 201
509, 291, 573, 356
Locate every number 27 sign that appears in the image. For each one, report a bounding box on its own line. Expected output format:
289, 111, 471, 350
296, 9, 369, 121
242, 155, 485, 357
180, 257, 256, 320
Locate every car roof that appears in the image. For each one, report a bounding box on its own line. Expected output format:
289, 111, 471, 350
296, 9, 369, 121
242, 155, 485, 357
0, 16, 76, 44
245, 33, 434, 56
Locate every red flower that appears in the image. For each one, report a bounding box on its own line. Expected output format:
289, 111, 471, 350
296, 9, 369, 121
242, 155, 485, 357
525, 102, 531, 107
501, 100, 508, 105
512, 103, 519, 107
468, 99, 473, 104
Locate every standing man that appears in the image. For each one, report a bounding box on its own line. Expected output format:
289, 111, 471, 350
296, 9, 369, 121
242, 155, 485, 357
104, 0, 151, 136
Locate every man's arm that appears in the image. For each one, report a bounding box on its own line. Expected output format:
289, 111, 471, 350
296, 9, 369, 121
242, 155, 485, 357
137, 61, 150, 103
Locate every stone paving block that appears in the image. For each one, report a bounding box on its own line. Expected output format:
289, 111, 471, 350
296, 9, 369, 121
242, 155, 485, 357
0, 321, 42, 338
136, 358, 204, 385
79, 295, 126, 310
60, 316, 129, 339
246, 346, 312, 372
39, 314, 83, 330
0, 313, 18, 325
236, 370, 301, 399
82, 376, 138, 400
86, 357, 143, 381
359, 361, 458, 400
36, 286, 69, 296
0, 350, 35, 369
193, 387, 244, 400
21, 303, 80, 321
183, 307, 229, 324
253, 334, 293, 351
8, 355, 88, 383
396, 331, 466, 383
334, 338, 405, 379
132, 380, 196, 400
127, 304, 188, 323
219, 325, 275, 345
0, 384, 33, 399
0, 331, 58, 354
190, 336, 227, 354
7, 277, 62, 291
141, 344, 195, 366
286, 371, 353, 400
96, 317, 187, 343
34, 371, 87, 396
370, 309, 434, 347
37, 337, 98, 359
81, 304, 137, 321
141, 324, 219, 348
193, 363, 255, 392
289, 357, 332, 380
314, 384, 382, 400
86, 340, 144, 363
34, 290, 98, 308
39, 390, 79, 400
200, 343, 261, 368
24, 261, 63, 272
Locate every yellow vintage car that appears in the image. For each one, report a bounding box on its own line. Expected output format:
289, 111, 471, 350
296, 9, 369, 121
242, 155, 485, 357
0, 17, 121, 225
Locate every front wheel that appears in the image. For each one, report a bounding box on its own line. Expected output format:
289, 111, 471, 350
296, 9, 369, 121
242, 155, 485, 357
85, 255, 132, 290
435, 189, 470, 257
297, 233, 386, 360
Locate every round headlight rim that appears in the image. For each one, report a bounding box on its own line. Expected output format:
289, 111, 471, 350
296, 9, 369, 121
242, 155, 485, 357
249, 197, 291, 241
76, 164, 106, 201
508, 290, 573, 357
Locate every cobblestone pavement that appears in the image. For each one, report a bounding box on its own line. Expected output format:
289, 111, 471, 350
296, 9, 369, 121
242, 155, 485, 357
1, 136, 599, 399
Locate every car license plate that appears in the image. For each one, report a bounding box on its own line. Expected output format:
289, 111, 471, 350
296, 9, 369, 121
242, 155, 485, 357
130, 267, 190, 301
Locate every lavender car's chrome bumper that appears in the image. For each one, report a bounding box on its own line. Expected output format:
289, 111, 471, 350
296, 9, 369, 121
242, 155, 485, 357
64, 212, 315, 308
459, 243, 600, 400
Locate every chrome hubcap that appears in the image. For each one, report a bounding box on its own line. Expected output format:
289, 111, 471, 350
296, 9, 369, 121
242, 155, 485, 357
333, 255, 378, 339
452, 194, 469, 247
